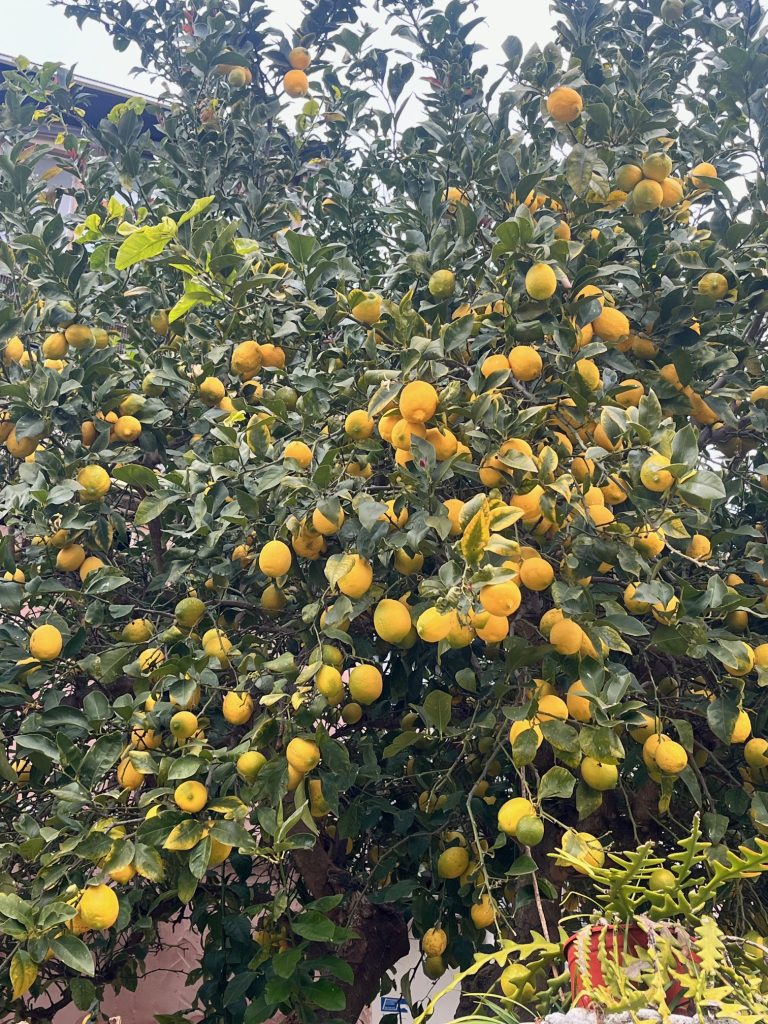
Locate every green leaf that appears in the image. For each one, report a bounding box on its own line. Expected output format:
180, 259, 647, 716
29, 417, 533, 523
50, 933, 95, 976
507, 854, 537, 875
169, 285, 217, 323
565, 144, 596, 196
706, 695, 739, 744
83, 569, 131, 595
677, 469, 725, 507
308, 980, 346, 1012
189, 835, 211, 879
112, 464, 160, 491
272, 946, 303, 979
70, 976, 97, 1011
265, 975, 292, 1005
538, 766, 576, 801
10, 949, 36, 999
0, 893, 33, 926
512, 727, 539, 767
324, 553, 355, 588
284, 231, 317, 264
383, 730, 419, 758
115, 219, 177, 270
223, 970, 257, 1007
167, 755, 204, 780
421, 690, 452, 733
307, 894, 344, 913
501, 35, 523, 72
579, 725, 624, 763
575, 780, 604, 819
292, 910, 336, 941
135, 492, 179, 525
210, 820, 256, 850
702, 812, 729, 844
540, 720, 579, 752
78, 733, 123, 785
176, 864, 198, 904
586, 102, 611, 136
671, 424, 699, 470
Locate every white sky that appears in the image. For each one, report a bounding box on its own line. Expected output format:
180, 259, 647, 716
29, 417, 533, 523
3, 0, 554, 93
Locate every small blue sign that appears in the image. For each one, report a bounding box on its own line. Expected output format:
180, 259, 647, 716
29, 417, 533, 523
380, 997, 409, 1013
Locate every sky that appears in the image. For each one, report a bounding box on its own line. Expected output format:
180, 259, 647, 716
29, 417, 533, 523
3, 0, 554, 94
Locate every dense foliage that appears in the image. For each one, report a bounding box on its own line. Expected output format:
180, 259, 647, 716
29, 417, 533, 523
2, 0, 768, 1021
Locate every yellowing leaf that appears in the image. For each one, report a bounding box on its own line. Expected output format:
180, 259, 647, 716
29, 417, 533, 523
115, 218, 177, 271
324, 553, 355, 589
460, 499, 491, 567
178, 195, 214, 227
163, 819, 206, 851
10, 949, 37, 1000
106, 196, 126, 222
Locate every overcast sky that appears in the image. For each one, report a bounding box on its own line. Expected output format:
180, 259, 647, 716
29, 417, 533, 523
4, 0, 554, 93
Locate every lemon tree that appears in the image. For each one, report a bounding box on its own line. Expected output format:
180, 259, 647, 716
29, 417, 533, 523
2, 0, 768, 1021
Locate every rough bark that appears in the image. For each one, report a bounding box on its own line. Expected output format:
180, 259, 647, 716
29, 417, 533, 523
291, 843, 410, 1024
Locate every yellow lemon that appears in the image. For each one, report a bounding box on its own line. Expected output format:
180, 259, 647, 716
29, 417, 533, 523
546, 85, 583, 122
580, 756, 618, 790
698, 271, 728, 298
351, 293, 382, 324
337, 554, 373, 598
642, 152, 673, 182
77, 465, 111, 501
174, 780, 208, 812
437, 846, 470, 879
222, 691, 254, 725
348, 664, 383, 705
373, 599, 412, 644
78, 885, 119, 930
286, 737, 321, 772
344, 409, 375, 438
497, 797, 536, 837
566, 680, 593, 722
259, 540, 292, 577
525, 263, 557, 301
633, 179, 664, 211
316, 664, 344, 705
518, 557, 554, 592
283, 69, 310, 97
122, 618, 154, 642
640, 452, 675, 491
416, 606, 453, 642
422, 927, 448, 956
399, 381, 438, 423
231, 340, 263, 378
117, 757, 144, 790
56, 544, 86, 572
237, 750, 267, 781
550, 619, 584, 656
283, 440, 312, 468
29, 624, 63, 662
508, 346, 542, 381
137, 647, 165, 673
479, 582, 521, 617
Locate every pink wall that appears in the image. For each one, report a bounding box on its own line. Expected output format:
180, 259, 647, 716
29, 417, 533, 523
51, 923, 203, 1024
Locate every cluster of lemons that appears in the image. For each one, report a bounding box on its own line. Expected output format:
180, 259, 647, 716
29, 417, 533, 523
213, 44, 313, 97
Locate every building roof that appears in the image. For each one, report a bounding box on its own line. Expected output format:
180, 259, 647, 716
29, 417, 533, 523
0, 52, 160, 133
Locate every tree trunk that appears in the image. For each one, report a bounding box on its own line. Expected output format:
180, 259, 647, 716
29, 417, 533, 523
291, 845, 410, 1023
